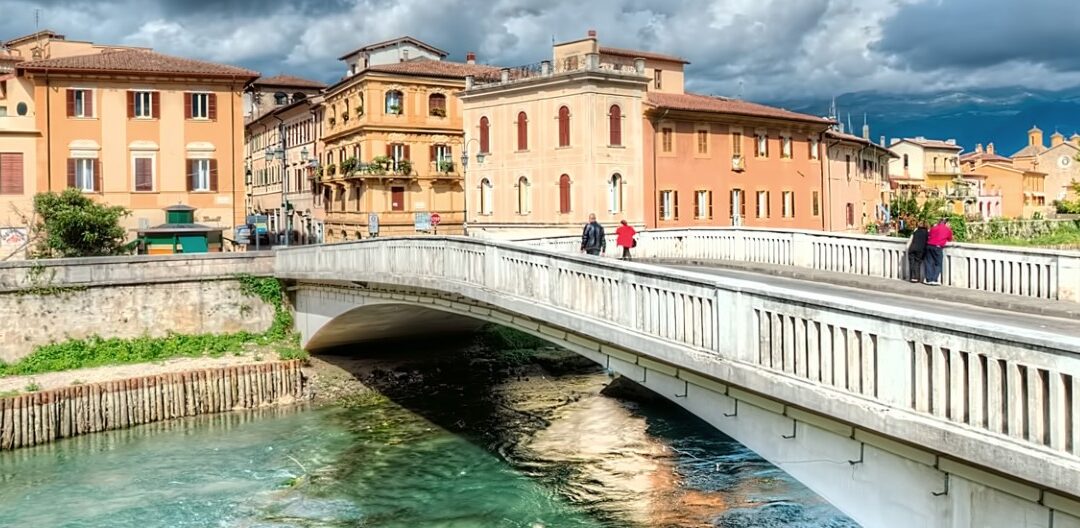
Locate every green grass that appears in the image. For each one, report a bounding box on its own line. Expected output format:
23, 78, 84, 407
973, 224, 1080, 248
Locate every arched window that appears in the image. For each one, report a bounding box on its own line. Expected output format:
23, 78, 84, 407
609, 173, 623, 213
480, 178, 493, 215
609, 105, 622, 146
517, 176, 530, 214
479, 116, 490, 153
274, 92, 288, 105
293, 92, 307, 101
385, 90, 403, 115
428, 93, 447, 117
513, 111, 528, 151
558, 106, 570, 147
559, 174, 571, 214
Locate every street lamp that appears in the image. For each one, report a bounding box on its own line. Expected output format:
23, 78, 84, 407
460, 138, 485, 236
265, 142, 289, 247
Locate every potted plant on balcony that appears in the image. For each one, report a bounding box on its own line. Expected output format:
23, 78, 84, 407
397, 159, 413, 176
371, 155, 392, 173
430, 107, 446, 118
387, 104, 402, 115
326, 164, 336, 177
340, 157, 358, 176
437, 160, 455, 173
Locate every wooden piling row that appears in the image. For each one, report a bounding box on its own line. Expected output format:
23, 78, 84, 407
0, 360, 305, 451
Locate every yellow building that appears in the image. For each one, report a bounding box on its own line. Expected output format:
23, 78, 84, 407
0, 47, 37, 258
1011, 126, 1080, 202
317, 48, 498, 240
458, 30, 650, 239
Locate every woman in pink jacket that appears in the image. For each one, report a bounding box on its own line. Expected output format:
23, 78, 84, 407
615, 220, 637, 261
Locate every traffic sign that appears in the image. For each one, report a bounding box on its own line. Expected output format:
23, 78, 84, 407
430, 213, 442, 226
368, 213, 379, 235
414, 212, 432, 231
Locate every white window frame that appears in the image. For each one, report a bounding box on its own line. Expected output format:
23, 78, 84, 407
756, 190, 768, 218
695, 190, 709, 219
782, 191, 794, 218
517, 176, 530, 215
192, 159, 211, 191
390, 143, 405, 171
191, 93, 210, 120
756, 134, 768, 157
75, 159, 95, 192
608, 174, 623, 213
134, 91, 154, 119
781, 136, 792, 159
480, 178, 494, 215
435, 144, 452, 164
810, 138, 819, 160
385, 91, 403, 114
73, 89, 91, 118
660, 190, 674, 220
131, 153, 156, 192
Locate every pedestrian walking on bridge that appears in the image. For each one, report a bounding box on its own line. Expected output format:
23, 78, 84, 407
580, 213, 606, 256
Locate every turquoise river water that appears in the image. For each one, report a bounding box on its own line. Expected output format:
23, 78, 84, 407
0, 348, 858, 527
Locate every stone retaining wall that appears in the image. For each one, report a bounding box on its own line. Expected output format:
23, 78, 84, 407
0, 360, 305, 450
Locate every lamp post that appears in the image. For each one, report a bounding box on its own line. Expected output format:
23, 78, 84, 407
459, 137, 485, 236
265, 140, 288, 247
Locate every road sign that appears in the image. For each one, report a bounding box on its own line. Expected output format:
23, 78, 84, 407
414, 212, 432, 231
430, 213, 442, 226
368, 213, 379, 235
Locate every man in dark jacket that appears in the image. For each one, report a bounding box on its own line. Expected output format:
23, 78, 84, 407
580, 213, 606, 255
908, 222, 929, 283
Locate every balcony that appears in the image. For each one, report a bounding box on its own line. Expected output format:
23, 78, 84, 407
468, 52, 647, 90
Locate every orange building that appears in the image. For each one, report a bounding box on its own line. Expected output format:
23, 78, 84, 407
964, 161, 1049, 218
644, 93, 833, 229
2, 31, 258, 252
823, 128, 895, 231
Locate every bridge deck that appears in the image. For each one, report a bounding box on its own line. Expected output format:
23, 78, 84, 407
665, 261, 1080, 338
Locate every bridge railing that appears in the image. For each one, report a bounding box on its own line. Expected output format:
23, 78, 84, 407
515, 227, 1080, 302
276, 236, 1080, 497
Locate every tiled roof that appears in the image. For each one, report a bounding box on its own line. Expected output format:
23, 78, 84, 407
1011, 144, 1047, 158
337, 36, 448, 60
16, 49, 259, 78
599, 46, 689, 64
825, 129, 898, 156
960, 151, 1011, 163
254, 74, 326, 89
364, 58, 501, 79
898, 138, 963, 150
646, 92, 832, 125
3, 30, 64, 48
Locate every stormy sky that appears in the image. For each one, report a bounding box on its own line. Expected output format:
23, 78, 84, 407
3, 0, 1080, 102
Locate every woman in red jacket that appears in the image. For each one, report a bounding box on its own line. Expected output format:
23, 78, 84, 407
615, 220, 637, 261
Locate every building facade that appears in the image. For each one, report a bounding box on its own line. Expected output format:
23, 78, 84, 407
887, 137, 963, 191
246, 95, 323, 244
244, 75, 325, 124
1011, 126, 1080, 203
0, 47, 35, 258
459, 32, 649, 239
13, 45, 257, 243
337, 36, 448, 78
964, 161, 1049, 219
823, 129, 895, 231
317, 46, 498, 240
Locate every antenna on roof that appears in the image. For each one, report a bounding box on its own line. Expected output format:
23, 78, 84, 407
35, 8, 40, 30
736, 80, 743, 99
847, 114, 853, 135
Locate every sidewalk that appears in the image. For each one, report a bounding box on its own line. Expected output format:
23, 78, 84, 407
644, 258, 1080, 321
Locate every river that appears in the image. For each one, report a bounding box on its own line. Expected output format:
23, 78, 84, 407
0, 339, 858, 527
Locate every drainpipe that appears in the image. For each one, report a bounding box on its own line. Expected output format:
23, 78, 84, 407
649, 109, 669, 229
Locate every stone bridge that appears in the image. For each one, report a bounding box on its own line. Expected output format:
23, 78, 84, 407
276, 231, 1080, 528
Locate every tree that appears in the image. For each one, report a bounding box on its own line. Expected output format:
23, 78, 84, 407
32, 189, 134, 258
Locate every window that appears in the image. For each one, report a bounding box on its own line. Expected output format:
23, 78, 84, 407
846, 155, 851, 179
558, 106, 570, 147
732, 132, 742, 157
810, 138, 819, 159
782, 191, 794, 218
756, 134, 768, 157
274, 92, 288, 105
187, 93, 215, 120
517, 111, 528, 151
845, 203, 855, 227
0, 153, 24, 195
812, 191, 820, 216
654, 69, 662, 90
697, 129, 709, 154
391, 186, 405, 212
661, 127, 673, 153
133, 156, 154, 192
781, 136, 792, 159
479, 116, 490, 153
694, 190, 712, 219
903, 154, 909, 169
131, 91, 155, 119
432, 144, 451, 170
387, 143, 409, 172
385, 90, 403, 114
68, 158, 97, 192
428, 93, 446, 116
67, 89, 93, 118
187, 159, 217, 192
659, 190, 678, 220
609, 105, 622, 146
608, 173, 623, 213
756, 190, 770, 218
480, 178, 493, 215
517, 176, 530, 214
559, 174, 571, 214
730, 189, 746, 221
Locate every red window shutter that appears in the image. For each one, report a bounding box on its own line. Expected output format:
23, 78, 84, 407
609, 105, 621, 146
559, 174, 570, 214
658, 193, 666, 220
480, 117, 490, 153
0, 153, 24, 195
85, 90, 94, 117
385, 144, 392, 157
517, 112, 527, 151
558, 106, 570, 147
429, 145, 436, 163
208, 94, 217, 120
93, 159, 102, 192
741, 191, 746, 217
127, 91, 135, 119
209, 159, 218, 191
766, 191, 771, 218
186, 159, 194, 191
151, 92, 160, 119
673, 191, 679, 220
67, 158, 76, 188
135, 158, 153, 191
403, 145, 410, 160
66, 89, 75, 117
184, 93, 192, 119
693, 191, 700, 218
708, 191, 714, 219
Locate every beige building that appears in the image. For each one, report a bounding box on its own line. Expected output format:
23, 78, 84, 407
824, 127, 895, 231
1011, 126, 1080, 202
458, 30, 649, 239
244, 74, 326, 123
0, 46, 35, 257
887, 137, 963, 191
317, 40, 498, 240
0, 30, 258, 256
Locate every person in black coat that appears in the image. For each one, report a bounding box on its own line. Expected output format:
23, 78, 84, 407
908, 222, 929, 283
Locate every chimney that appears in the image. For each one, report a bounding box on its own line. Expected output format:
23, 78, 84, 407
862, 122, 870, 140
880, 135, 886, 147
1051, 131, 1065, 147
587, 29, 597, 38
987, 143, 995, 155
466, 52, 476, 65
976, 143, 983, 153
946, 139, 956, 145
